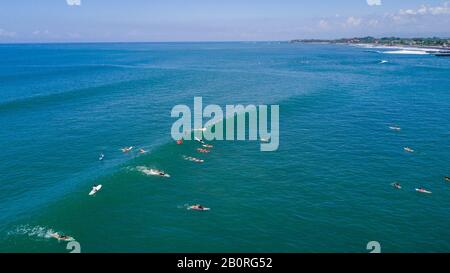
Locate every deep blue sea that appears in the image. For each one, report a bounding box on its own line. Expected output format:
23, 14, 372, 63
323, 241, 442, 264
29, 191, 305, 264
0, 42, 449, 252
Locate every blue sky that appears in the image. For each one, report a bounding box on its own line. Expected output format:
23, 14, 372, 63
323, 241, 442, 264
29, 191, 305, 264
0, 0, 449, 42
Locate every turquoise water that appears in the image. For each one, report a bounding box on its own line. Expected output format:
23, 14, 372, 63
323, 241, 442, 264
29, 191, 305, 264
0, 42, 449, 252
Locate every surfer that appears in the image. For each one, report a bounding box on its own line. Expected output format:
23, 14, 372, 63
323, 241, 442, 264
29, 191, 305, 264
99, 153, 104, 161
202, 144, 213, 148
50, 232, 73, 241
389, 126, 401, 131
197, 148, 210, 153
404, 147, 414, 153
139, 148, 147, 154
121, 146, 133, 153
444, 176, 450, 182
177, 138, 183, 145
416, 187, 431, 194
392, 182, 401, 189
151, 169, 168, 177
89, 184, 102, 195
194, 137, 205, 145
188, 204, 209, 211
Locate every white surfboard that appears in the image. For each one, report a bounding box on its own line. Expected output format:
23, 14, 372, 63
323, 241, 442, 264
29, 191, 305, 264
188, 206, 210, 211
194, 137, 205, 144
89, 185, 102, 195
147, 169, 170, 178
415, 188, 431, 194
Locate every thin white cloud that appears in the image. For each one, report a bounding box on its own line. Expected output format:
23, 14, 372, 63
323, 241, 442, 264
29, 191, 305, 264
66, 0, 81, 6
345, 16, 362, 27
32, 30, 50, 36
318, 19, 329, 29
0, 28, 16, 38
367, 0, 382, 6
367, 19, 379, 27
399, 2, 450, 16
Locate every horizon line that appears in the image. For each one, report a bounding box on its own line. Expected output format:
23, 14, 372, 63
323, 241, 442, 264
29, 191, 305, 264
1, 36, 449, 45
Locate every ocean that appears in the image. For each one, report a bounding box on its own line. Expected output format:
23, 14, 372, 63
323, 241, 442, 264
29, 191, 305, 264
0, 42, 449, 252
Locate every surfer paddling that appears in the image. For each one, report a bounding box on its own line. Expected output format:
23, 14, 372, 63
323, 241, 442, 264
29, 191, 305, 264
89, 184, 102, 195
121, 146, 133, 153
416, 187, 432, 194
444, 176, 450, 182
188, 204, 210, 211
50, 232, 74, 242
194, 137, 205, 145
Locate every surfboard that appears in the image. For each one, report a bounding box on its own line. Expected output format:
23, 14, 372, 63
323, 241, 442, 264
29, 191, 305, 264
188, 206, 210, 211
415, 188, 431, 194
89, 185, 102, 195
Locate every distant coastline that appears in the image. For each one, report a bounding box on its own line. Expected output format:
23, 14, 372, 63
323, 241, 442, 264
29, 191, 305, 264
290, 36, 450, 51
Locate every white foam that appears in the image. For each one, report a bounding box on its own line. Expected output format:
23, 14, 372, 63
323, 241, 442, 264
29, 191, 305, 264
382, 50, 429, 55
8, 225, 54, 239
